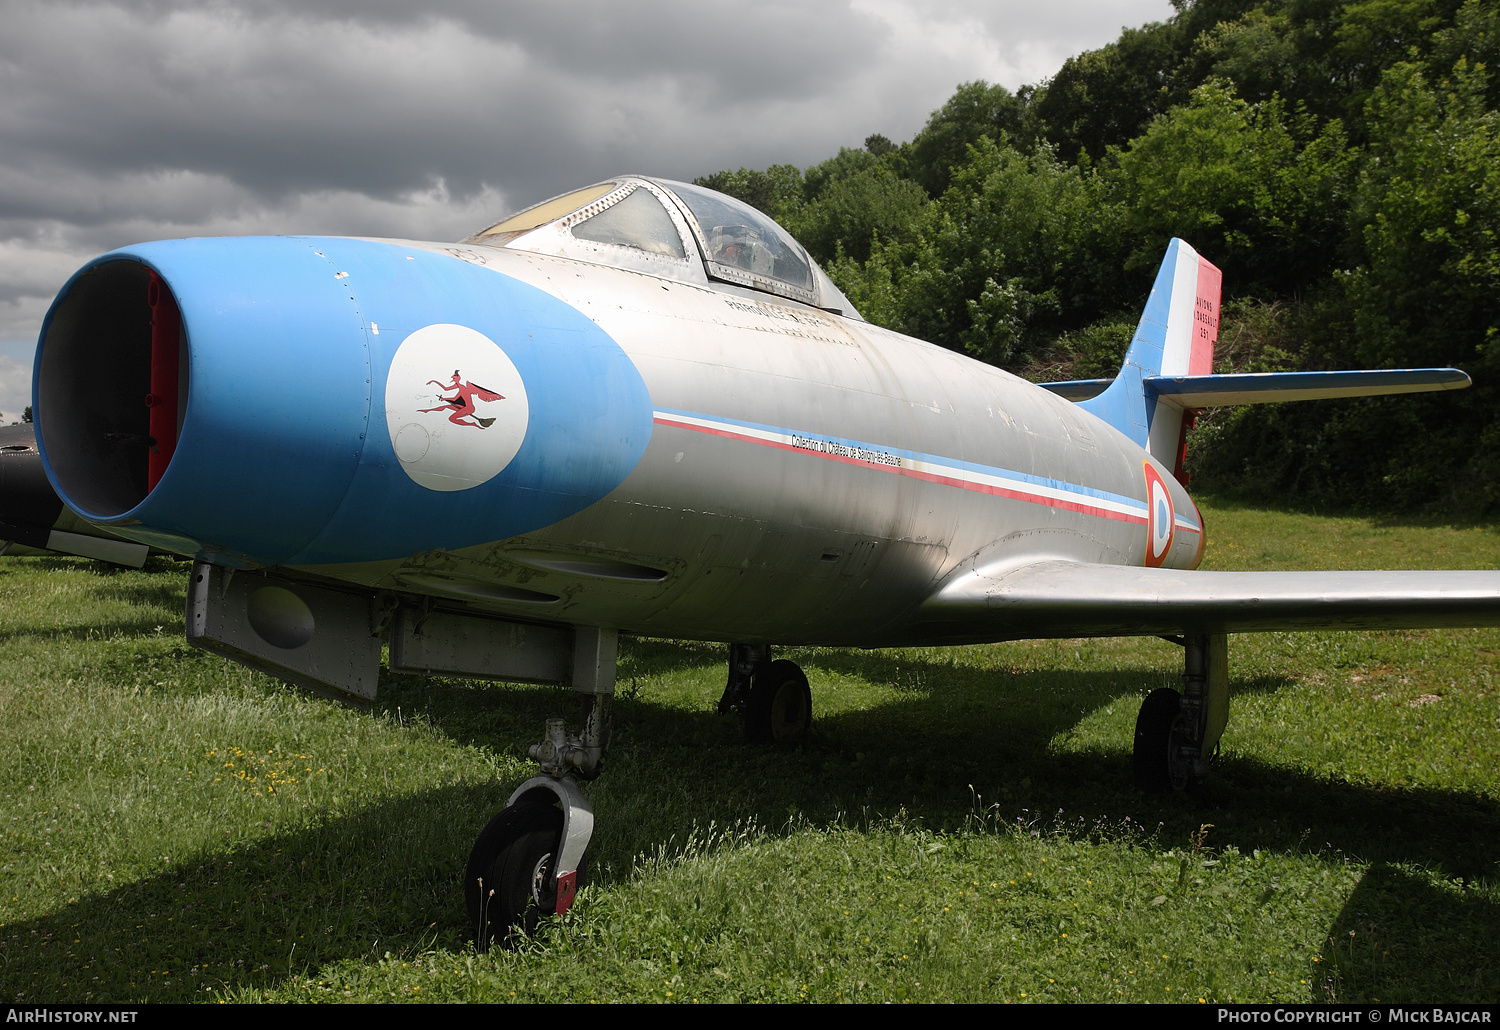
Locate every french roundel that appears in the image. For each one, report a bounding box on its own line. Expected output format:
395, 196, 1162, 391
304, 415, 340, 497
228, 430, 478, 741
1143, 461, 1175, 568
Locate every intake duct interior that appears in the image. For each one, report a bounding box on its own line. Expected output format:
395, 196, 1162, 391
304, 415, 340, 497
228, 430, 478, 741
37, 260, 188, 518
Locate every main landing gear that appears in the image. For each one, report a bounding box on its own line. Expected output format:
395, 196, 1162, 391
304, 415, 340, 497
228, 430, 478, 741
717, 643, 813, 743
1133, 633, 1229, 795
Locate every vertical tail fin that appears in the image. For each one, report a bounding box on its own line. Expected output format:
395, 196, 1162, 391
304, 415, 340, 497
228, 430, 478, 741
1078, 238, 1221, 483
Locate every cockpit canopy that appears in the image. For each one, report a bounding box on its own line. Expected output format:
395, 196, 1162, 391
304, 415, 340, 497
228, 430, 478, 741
462, 176, 861, 319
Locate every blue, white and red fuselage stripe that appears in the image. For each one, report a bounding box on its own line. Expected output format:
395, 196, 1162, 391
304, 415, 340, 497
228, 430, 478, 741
653, 408, 1201, 533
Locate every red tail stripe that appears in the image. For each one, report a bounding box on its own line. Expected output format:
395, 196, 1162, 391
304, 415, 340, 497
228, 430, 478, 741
1190, 256, 1221, 376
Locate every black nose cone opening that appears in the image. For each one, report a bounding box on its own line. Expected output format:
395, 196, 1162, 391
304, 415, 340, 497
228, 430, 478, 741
37, 260, 187, 518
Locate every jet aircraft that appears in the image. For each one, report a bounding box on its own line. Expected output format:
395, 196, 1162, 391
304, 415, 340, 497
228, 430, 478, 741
22, 175, 1500, 946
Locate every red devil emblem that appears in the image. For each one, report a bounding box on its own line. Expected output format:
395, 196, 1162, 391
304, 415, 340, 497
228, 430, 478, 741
421, 370, 505, 428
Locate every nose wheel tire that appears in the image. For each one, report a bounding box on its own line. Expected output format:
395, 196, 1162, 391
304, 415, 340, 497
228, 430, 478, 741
745, 659, 812, 743
466, 801, 587, 949
1133, 687, 1182, 794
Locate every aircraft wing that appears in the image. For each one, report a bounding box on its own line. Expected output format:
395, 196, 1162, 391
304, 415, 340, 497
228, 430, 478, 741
916, 559, 1500, 642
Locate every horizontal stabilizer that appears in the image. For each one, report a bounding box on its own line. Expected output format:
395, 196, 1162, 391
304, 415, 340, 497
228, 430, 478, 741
1145, 368, 1470, 407
1040, 368, 1470, 408
917, 559, 1500, 642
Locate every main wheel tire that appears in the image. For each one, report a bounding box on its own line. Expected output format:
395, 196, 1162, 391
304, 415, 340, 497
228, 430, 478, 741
465, 802, 586, 950
744, 659, 812, 743
1133, 687, 1182, 794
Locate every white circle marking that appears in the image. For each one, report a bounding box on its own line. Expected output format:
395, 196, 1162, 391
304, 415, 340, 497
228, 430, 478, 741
384, 324, 530, 492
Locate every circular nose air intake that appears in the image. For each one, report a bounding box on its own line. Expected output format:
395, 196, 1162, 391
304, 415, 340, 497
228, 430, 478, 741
36, 260, 188, 518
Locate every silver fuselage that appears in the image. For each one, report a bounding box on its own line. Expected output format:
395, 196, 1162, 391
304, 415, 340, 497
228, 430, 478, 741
299, 242, 1200, 647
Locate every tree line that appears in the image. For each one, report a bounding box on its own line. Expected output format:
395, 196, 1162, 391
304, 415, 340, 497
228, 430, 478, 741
696, 0, 1500, 515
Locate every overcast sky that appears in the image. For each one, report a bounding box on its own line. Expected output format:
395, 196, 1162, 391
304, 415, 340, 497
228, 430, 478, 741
0, 0, 1174, 420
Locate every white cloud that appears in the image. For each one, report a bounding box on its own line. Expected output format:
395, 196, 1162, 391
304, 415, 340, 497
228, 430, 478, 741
0, 351, 33, 424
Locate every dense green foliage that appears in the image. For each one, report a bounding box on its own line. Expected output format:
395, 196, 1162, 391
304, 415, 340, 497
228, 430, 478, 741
696, 0, 1500, 514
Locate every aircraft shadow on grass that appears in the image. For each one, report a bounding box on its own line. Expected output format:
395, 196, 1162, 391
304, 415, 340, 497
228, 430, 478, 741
1321, 864, 1499, 1002
3, 642, 1495, 1003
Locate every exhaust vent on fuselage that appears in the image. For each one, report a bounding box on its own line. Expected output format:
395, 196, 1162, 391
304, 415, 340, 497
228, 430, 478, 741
37, 260, 188, 518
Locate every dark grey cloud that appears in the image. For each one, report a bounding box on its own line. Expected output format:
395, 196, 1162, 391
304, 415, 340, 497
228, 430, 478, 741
92, 0, 890, 99
2, 0, 889, 210
0, 0, 1173, 382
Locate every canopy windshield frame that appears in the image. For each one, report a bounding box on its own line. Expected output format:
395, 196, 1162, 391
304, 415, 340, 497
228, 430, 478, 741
652, 179, 819, 307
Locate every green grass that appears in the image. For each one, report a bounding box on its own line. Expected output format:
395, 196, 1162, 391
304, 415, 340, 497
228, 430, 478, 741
1, 496, 1497, 1003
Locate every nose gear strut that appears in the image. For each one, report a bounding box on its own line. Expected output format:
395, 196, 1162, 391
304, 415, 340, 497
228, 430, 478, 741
465, 628, 615, 949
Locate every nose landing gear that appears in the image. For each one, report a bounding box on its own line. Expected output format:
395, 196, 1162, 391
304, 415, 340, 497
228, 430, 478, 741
466, 776, 595, 948
466, 628, 614, 949
467, 633, 815, 946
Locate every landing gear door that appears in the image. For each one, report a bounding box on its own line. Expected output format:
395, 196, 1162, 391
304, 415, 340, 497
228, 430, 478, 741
186, 561, 382, 704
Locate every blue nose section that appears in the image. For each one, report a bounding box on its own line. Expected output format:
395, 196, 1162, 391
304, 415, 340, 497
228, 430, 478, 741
38, 236, 653, 566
